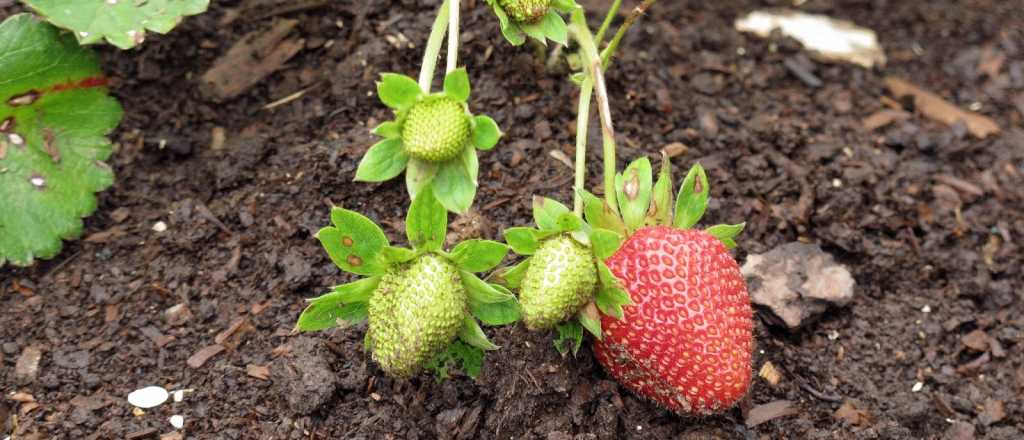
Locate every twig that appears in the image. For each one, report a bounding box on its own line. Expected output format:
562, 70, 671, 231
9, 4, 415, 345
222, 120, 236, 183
600, 0, 657, 70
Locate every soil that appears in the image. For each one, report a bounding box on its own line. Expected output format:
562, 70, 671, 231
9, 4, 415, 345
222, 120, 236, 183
2, 0, 1024, 439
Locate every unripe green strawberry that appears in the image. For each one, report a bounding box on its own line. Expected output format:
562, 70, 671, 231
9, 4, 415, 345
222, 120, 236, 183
499, 0, 551, 23
367, 254, 467, 377
519, 235, 598, 330
401, 96, 470, 162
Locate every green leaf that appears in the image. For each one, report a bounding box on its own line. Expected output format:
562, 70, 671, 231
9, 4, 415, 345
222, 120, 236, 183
494, 258, 530, 289
426, 340, 484, 380
532, 196, 571, 231
470, 297, 521, 325
520, 21, 547, 45
706, 223, 745, 249
594, 286, 631, 320
380, 246, 417, 264
615, 157, 653, 233
372, 121, 402, 139
458, 316, 500, 350
493, 5, 527, 46
406, 186, 447, 252
354, 138, 408, 182
541, 11, 568, 46
648, 154, 674, 226
579, 189, 626, 235
503, 227, 540, 255
551, 0, 578, 13
451, 240, 508, 272
596, 261, 619, 287
555, 212, 585, 233
674, 163, 709, 229
377, 73, 422, 110
0, 15, 123, 267
432, 152, 477, 214
554, 320, 583, 357
317, 208, 389, 276
295, 277, 380, 332
462, 270, 516, 304
471, 115, 502, 151
406, 158, 439, 199
589, 228, 623, 260
579, 308, 602, 339
443, 67, 471, 102
22, 0, 209, 49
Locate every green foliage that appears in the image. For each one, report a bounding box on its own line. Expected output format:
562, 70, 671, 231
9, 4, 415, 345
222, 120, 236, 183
554, 320, 583, 356
614, 157, 653, 234
486, 0, 577, 46
295, 277, 380, 332
450, 240, 509, 272
0, 14, 123, 267
674, 163, 709, 229
406, 186, 447, 252
426, 340, 485, 380
23, 0, 209, 49
316, 208, 389, 276
706, 223, 746, 249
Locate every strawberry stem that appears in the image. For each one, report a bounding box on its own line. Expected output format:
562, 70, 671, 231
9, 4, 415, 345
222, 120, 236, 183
594, 0, 622, 46
573, 78, 594, 215
447, 0, 460, 73
600, 0, 657, 70
419, 0, 451, 92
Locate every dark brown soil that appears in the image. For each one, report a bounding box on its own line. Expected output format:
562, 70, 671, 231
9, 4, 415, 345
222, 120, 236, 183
3, 0, 1024, 439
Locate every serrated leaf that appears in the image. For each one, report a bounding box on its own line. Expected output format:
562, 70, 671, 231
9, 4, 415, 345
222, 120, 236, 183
380, 246, 417, 264
296, 277, 379, 332
554, 320, 584, 357
451, 240, 508, 272
648, 153, 673, 226
615, 157, 653, 233
406, 157, 439, 199
594, 286, 631, 320
317, 208, 389, 276
579, 189, 626, 235
492, 5, 527, 46
0, 15, 123, 267
533, 196, 571, 231
310, 276, 380, 305
503, 227, 540, 255
377, 73, 422, 110
461, 270, 516, 304
406, 186, 447, 252
458, 316, 500, 350
555, 212, 585, 233
706, 222, 745, 249
354, 138, 408, 182
432, 151, 476, 214
425, 340, 484, 380
471, 115, 501, 150
443, 67, 471, 102
469, 297, 521, 325
588, 228, 623, 260
372, 121, 401, 139
596, 261, 619, 287
493, 258, 530, 289
541, 11, 568, 46
23, 0, 209, 49
674, 163, 709, 229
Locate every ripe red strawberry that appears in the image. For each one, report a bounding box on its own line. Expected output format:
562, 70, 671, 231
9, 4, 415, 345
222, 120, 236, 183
594, 226, 753, 415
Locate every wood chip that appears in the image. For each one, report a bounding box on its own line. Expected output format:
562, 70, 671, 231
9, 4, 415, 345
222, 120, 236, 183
961, 329, 989, 352
981, 398, 1005, 424
246, 364, 271, 381
141, 326, 176, 348
758, 361, 782, 385
126, 428, 158, 440
209, 126, 226, 150
862, 109, 910, 131
548, 149, 574, 170
661, 142, 689, 158
160, 432, 184, 440
884, 77, 1000, 139
9, 391, 35, 403
834, 400, 872, 426
14, 346, 43, 385
187, 344, 226, 369
215, 318, 255, 350
745, 400, 798, 427
199, 19, 305, 101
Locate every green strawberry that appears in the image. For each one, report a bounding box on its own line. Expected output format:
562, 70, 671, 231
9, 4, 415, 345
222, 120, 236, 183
367, 254, 467, 377
519, 235, 598, 330
499, 0, 551, 23
401, 96, 470, 162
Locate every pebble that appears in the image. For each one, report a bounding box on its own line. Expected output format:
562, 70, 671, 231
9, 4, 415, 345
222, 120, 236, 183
127, 386, 170, 409
152, 221, 168, 232
169, 415, 184, 429
14, 346, 43, 385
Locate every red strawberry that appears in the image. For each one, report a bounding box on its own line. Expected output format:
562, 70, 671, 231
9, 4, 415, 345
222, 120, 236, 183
593, 226, 753, 415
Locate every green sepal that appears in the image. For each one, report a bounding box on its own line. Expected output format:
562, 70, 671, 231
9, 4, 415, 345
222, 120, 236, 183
461, 270, 517, 304
706, 223, 745, 249
458, 316, 500, 351
469, 297, 521, 326
443, 67, 471, 102
588, 228, 623, 260
533, 196, 572, 231
578, 308, 602, 340
647, 153, 674, 226
554, 320, 583, 357
596, 260, 619, 288
674, 163, 709, 229
541, 11, 568, 46
555, 212, 586, 233
317, 208, 389, 276
551, 0, 578, 12
520, 21, 547, 45
372, 121, 401, 139
354, 138, 409, 182
472, 115, 502, 151
405, 186, 447, 252
594, 286, 630, 320
295, 277, 379, 332
377, 73, 422, 110
406, 158, 439, 199
431, 147, 478, 214
488, 0, 527, 46
579, 189, 626, 235
493, 258, 531, 289
503, 227, 541, 255
615, 157, 653, 234
451, 240, 509, 272
425, 340, 484, 380
380, 246, 417, 264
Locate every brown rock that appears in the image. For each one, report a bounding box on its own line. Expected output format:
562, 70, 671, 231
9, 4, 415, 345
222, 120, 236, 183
14, 346, 43, 385
834, 400, 872, 426
961, 329, 989, 352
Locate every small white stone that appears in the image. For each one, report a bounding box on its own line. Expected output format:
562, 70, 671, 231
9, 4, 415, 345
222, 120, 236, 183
172, 389, 185, 402
169, 415, 184, 429
831, 178, 843, 188
127, 386, 169, 409
921, 305, 931, 313
79, 31, 89, 38
827, 330, 840, 340
152, 221, 168, 232
29, 176, 45, 187
911, 382, 924, 392
8, 133, 23, 145
636, 425, 643, 431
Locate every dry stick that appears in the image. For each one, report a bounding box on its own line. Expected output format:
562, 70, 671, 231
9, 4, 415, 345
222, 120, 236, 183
601, 0, 657, 70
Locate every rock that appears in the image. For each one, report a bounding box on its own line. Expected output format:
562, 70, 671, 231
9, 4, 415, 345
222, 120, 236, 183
53, 350, 91, 369
277, 336, 338, 415
163, 303, 192, 327
14, 346, 43, 385
961, 330, 989, 352
743, 242, 855, 329
944, 421, 975, 440
978, 398, 1005, 426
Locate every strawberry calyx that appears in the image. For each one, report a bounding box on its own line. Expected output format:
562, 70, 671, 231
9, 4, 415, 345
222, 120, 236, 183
295, 187, 518, 379
485, 0, 577, 46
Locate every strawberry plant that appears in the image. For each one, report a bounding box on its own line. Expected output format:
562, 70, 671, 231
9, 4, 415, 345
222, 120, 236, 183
21, 0, 209, 49
295, 187, 519, 378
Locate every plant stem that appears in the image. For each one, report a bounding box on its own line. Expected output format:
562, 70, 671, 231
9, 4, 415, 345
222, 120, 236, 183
594, 0, 622, 46
447, 0, 460, 73
573, 79, 594, 215
419, 0, 451, 92
600, 0, 657, 70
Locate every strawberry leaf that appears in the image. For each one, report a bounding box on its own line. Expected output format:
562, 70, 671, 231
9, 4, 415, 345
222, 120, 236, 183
377, 73, 422, 110
372, 121, 401, 139
426, 340, 484, 380
503, 227, 540, 255
318, 208, 389, 276
579, 189, 626, 235
23, 0, 209, 49
588, 228, 623, 260
615, 157, 653, 233
405, 158, 439, 199
493, 257, 531, 289
431, 149, 477, 214
295, 277, 379, 332
541, 11, 568, 46
578, 304, 602, 340
674, 163, 709, 229
596, 260, 619, 288
354, 138, 409, 182
471, 115, 502, 151
554, 320, 583, 357
461, 270, 516, 304
533, 196, 571, 231
0, 15, 122, 267
443, 67, 471, 103
555, 212, 585, 233
706, 223, 745, 249
647, 153, 674, 226
551, 0, 578, 13
451, 240, 509, 272
380, 246, 417, 264
458, 316, 500, 350
406, 186, 447, 252
594, 286, 630, 320
469, 297, 521, 326
520, 21, 547, 45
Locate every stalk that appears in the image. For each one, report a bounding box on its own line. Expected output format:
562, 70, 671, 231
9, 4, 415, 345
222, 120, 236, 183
600, 0, 657, 70
573, 79, 594, 215
594, 0, 622, 46
447, 0, 460, 73
419, 0, 451, 92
